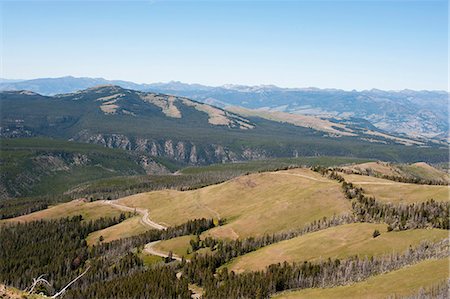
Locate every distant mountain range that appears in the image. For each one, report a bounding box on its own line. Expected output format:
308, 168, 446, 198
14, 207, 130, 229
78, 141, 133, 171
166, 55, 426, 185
1, 85, 447, 165
0, 76, 448, 142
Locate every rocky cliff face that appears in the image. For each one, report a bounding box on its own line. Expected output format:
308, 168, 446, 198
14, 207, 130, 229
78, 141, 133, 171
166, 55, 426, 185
72, 130, 267, 165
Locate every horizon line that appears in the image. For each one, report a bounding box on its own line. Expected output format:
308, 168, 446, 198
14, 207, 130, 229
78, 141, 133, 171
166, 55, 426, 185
1, 75, 448, 93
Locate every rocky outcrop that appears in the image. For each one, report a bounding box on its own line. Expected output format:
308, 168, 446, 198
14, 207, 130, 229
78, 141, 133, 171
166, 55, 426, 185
71, 130, 268, 165
72, 154, 89, 166
139, 156, 171, 175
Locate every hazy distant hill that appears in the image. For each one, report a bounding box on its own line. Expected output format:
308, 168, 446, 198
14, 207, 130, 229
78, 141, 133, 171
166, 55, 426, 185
0, 76, 147, 95
1, 86, 447, 165
1, 76, 447, 141
145, 82, 449, 141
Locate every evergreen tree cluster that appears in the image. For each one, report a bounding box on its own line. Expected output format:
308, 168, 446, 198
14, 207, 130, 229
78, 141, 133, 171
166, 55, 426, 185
0, 215, 126, 290
0, 216, 213, 297
65, 266, 190, 299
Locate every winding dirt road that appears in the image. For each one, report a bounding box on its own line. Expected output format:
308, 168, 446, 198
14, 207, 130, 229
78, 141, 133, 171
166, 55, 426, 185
100, 200, 166, 230
143, 241, 183, 261
99, 200, 183, 261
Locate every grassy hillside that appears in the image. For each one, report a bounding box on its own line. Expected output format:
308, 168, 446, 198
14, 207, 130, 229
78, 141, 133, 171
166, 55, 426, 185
400, 162, 450, 182
1, 199, 126, 224
152, 235, 196, 257
341, 174, 449, 203
150, 235, 212, 260
1, 137, 370, 220
1, 155, 366, 221
86, 216, 148, 246
71, 156, 370, 200
117, 168, 351, 239
343, 161, 450, 183
273, 258, 449, 299
227, 223, 448, 273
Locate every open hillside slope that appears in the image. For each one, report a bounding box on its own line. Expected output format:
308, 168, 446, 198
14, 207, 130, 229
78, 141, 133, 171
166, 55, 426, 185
116, 168, 351, 239
86, 216, 147, 245
1, 199, 126, 224
341, 173, 449, 204
226, 106, 427, 146
1, 166, 351, 243
145, 83, 449, 141
0, 156, 365, 222
273, 258, 449, 299
226, 223, 448, 273
400, 162, 450, 182
343, 161, 450, 184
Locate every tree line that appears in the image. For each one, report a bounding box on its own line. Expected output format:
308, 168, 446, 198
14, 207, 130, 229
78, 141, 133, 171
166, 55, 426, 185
334, 166, 448, 185
313, 167, 449, 230
188, 239, 448, 298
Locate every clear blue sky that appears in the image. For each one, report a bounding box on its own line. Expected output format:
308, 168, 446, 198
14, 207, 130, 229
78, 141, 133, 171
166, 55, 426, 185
1, 0, 448, 90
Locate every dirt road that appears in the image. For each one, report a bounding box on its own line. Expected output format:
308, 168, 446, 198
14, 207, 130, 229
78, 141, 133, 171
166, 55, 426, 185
100, 200, 166, 230
144, 241, 183, 261
269, 172, 330, 182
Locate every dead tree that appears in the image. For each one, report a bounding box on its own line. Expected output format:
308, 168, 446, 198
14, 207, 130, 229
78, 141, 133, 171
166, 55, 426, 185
51, 266, 90, 298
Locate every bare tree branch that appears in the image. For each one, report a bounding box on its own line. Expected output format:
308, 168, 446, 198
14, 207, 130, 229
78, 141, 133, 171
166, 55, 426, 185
50, 266, 90, 299
27, 274, 51, 295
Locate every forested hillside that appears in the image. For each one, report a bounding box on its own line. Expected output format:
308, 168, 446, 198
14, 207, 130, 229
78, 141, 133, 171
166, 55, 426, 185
1, 86, 447, 166
1, 163, 448, 298
1, 76, 447, 141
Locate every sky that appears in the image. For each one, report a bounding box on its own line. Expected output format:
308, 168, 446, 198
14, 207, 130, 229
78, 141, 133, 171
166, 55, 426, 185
0, 0, 448, 90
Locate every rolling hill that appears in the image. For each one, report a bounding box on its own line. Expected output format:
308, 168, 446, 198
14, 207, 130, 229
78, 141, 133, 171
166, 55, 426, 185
226, 223, 448, 273
342, 161, 450, 183
1, 164, 448, 298
341, 173, 449, 204
115, 168, 351, 239
273, 258, 449, 299
1, 199, 126, 224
